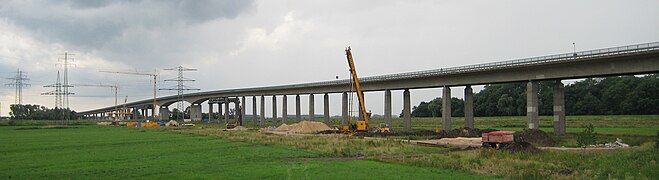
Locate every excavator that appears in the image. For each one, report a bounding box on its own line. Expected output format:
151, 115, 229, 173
340, 47, 390, 133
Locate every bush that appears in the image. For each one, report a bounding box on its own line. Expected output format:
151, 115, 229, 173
7, 120, 16, 126
576, 124, 596, 149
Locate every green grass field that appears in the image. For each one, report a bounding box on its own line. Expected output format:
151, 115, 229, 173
1, 115, 657, 179
0, 125, 486, 179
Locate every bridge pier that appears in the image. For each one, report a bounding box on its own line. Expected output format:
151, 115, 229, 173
207, 103, 213, 122
272, 95, 278, 125
403, 89, 411, 130
342, 92, 348, 125
218, 102, 223, 122
527, 81, 539, 129
252, 96, 257, 126
324, 93, 330, 125
161, 106, 170, 121
384, 90, 392, 126
464, 85, 474, 129
442, 86, 452, 131
260, 95, 265, 127
241, 96, 246, 124
224, 98, 230, 123
553, 80, 566, 135
309, 94, 315, 120
190, 104, 202, 121
282, 95, 288, 124
296, 94, 301, 121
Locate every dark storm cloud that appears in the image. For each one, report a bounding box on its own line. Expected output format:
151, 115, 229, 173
0, 0, 255, 50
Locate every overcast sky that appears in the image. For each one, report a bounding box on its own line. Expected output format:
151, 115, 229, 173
1, 0, 658, 117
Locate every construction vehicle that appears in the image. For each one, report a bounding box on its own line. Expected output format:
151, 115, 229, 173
481, 130, 515, 149
340, 47, 390, 133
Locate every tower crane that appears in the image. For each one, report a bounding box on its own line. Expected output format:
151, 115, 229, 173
100, 70, 158, 120
74, 83, 119, 120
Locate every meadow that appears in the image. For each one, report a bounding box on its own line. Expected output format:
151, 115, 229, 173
0, 125, 484, 179
1, 115, 657, 179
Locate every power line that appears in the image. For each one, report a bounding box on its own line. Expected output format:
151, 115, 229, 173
159, 66, 200, 121
58, 52, 75, 110
5, 68, 30, 104
41, 71, 74, 109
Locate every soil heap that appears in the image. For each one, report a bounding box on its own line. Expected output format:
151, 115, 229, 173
504, 141, 542, 153
275, 121, 331, 133
436, 127, 497, 138
516, 129, 557, 147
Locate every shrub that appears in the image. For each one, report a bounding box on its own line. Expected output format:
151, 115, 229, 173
576, 124, 596, 149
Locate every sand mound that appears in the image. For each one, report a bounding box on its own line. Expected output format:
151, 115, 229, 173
276, 123, 292, 131
275, 121, 331, 133
227, 126, 248, 131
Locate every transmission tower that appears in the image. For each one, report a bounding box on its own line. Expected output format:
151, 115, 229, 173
58, 52, 75, 109
5, 69, 30, 104
41, 71, 74, 109
159, 66, 200, 121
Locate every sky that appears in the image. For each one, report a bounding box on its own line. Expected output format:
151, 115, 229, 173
1, 0, 658, 117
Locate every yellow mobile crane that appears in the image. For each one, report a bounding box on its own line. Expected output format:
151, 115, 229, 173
341, 47, 390, 133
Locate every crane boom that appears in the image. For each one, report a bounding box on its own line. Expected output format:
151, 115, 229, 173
100, 70, 158, 121
345, 47, 370, 125
74, 83, 119, 120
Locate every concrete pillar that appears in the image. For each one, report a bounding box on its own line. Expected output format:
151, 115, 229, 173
342, 92, 349, 125
403, 89, 411, 130
132, 108, 138, 120
161, 107, 170, 121
234, 98, 241, 124
190, 104, 202, 121
553, 80, 566, 135
309, 94, 315, 120
282, 95, 288, 124
208, 103, 213, 122
296, 94, 301, 121
224, 98, 230, 123
217, 103, 224, 123
527, 81, 539, 129
442, 86, 452, 131
260, 95, 265, 127
464, 85, 474, 129
241, 96, 246, 123
272, 95, 277, 125
384, 89, 392, 126
252, 96, 257, 125
324, 93, 330, 125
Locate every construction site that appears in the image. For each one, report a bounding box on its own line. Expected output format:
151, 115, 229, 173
1, 1, 658, 179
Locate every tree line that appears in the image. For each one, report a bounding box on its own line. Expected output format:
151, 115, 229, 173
9, 104, 77, 120
406, 74, 658, 117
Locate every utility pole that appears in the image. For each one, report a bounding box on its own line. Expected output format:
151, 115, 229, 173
73, 83, 119, 120
100, 70, 158, 121
5, 69, 30, 105
159, 66, 200, 121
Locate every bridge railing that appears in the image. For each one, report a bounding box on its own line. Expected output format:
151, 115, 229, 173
232, 42, 659, 89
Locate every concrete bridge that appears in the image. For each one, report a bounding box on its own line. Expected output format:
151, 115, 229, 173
79, 42, 659, 135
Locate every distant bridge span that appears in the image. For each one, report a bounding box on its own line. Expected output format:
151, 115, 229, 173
80, 42, 659, 134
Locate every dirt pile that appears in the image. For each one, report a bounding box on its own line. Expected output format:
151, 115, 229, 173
504, 142, 542, 153
354, 129, 436, 137
227, 126, 248, 131
275, 124, 292, 131
269, 121, 331, 133
436, 127, 497, 138
517, 129, 557, 147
